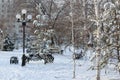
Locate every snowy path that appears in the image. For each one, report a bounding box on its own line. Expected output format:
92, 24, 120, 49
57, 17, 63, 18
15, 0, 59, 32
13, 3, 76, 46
0, 50, 120, 80
0, 50, 74, 80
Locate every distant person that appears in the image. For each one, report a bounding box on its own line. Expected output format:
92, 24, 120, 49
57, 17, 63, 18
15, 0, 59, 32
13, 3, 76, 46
21, 54, 27, 66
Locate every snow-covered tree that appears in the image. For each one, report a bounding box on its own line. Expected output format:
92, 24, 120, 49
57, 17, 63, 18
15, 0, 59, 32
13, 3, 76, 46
32, 0, 67, 54
2, 35, 14, 51
89, 0, 120, 79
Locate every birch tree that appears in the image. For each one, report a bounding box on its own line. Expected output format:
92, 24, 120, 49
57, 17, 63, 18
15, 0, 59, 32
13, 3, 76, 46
89, 0, 120, 79
69, 0, 76, 78
93, 0, 101, 79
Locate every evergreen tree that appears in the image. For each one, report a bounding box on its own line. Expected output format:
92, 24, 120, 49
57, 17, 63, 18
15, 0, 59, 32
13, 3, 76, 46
2, 35, 14, 51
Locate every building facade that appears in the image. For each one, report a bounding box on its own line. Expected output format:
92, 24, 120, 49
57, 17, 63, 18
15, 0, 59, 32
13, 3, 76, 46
0, 0, 14, 36
0, 0, 36, 48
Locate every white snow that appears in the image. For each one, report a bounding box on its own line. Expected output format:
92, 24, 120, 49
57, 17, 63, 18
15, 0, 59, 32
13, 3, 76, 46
0, 48, 120, 80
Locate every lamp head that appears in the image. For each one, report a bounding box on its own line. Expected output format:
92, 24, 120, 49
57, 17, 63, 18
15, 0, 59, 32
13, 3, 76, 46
16, 14, 21, 22
27, 15, 32, 21
21, 9, 27, 14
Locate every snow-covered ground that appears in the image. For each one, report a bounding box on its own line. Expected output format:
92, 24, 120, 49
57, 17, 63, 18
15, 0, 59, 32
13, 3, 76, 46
0, 48, 120, 80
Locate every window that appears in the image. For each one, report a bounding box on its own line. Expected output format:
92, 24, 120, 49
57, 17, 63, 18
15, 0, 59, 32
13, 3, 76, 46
8, 0, 10, 2
2, 5, 4, 8
2, 9, 4, 12
2, 0, 4, 2
1, 15, 4, 18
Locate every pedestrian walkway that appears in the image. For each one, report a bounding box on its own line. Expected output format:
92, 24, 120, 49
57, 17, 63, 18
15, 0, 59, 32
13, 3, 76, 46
91, 76, 120, 80
109, 78, 120, 80
108, 75, 120, 80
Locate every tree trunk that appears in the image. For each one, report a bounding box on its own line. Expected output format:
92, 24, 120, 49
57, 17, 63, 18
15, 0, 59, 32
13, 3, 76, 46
82, 0, 87, 46
94, 0, 101, 80
70, 0, 76, 78
115, 9, 120, 62
116, 32, 120, 62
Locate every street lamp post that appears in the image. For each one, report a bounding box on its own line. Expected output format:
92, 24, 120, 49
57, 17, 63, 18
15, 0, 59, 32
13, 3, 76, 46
16, 9, 32, 54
